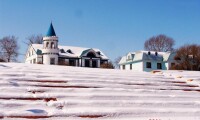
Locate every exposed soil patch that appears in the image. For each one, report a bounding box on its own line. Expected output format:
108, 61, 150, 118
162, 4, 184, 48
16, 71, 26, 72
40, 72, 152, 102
34, 85, 100, 88
0, 97, 57, 101
22, 80, 67, 83
182, 89, 200, 92
151, 70, 162, 74
6, 115, 51, 119
171, 81, 187, 84
28, 90, 45, 94
174, 84, 199, 88
123, 83, 157, 86
78, 115, 106, 118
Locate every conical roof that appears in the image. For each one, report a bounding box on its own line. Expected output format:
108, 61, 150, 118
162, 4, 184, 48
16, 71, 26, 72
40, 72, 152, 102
46, 22, 56, 36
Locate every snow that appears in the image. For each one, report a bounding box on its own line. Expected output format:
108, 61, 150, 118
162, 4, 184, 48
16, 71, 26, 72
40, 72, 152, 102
0, 63, 200, 119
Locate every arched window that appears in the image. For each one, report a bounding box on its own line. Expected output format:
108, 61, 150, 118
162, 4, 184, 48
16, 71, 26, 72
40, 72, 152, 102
46, 42, 49, 48
51, 42, 54, 49
87, 52, 96, 58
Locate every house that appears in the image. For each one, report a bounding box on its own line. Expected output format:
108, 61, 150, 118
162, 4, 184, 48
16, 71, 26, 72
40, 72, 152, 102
25, 23, 109, 68
118, 51, 176, 72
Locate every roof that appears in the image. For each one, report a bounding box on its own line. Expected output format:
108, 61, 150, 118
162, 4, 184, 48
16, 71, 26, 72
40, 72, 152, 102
46, 22, 56, 36
119, 50, 174, 65
31, 44, 108, 59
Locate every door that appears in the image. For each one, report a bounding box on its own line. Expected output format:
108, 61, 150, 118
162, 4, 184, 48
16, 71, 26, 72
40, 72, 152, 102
92, 60, 97, 68
50, 58, 55, 65
85, 59, 90, 67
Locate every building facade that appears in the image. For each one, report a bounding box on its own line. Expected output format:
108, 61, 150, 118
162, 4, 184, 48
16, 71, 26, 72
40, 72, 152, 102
119, 51, 176, 72
25, 23, 109, 68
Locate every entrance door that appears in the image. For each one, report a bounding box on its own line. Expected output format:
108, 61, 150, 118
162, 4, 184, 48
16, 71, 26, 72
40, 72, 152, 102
85, 59, 90, 67
92, 60, 97, 68
50, 58, 55, 65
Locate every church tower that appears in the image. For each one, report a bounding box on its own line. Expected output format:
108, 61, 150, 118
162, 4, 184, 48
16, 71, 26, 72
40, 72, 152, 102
42, 22, 59, 65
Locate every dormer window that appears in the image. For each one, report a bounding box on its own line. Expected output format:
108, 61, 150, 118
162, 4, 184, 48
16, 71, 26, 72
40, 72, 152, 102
67, 49, 73, 54
96, 51, 101, 55
60, 49, 65, 53
148, 51, 151, 55
155, 52, 158, 56
128, 56, 131, 60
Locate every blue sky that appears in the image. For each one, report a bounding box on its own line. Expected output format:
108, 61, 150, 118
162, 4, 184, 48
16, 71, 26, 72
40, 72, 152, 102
0, 0, 200, 62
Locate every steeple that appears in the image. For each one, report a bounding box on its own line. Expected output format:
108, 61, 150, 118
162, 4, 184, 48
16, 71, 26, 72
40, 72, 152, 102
46, 22, 56, 36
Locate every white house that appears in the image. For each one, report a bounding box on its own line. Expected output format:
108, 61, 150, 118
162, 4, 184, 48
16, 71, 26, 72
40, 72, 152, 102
25, 23, 109, 68
119, 51, 176, 72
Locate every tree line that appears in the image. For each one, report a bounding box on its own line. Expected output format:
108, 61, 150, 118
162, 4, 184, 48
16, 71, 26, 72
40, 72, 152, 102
0, 34, 199, 71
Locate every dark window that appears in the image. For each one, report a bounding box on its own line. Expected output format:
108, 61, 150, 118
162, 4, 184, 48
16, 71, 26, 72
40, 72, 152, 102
51, 42, 54, 48
60, 49, 65, 53
85, 59, 90, 67
146, 62, 151, 68
67, 49, 73, 54
130, 64, 132, 70
157, 63, 162, 69
69, 59, 75, 66
123, 65, 125, 70
50, 58, 55, 65
155, 52, 158, 56
92, 60, 97, 68
46, 42, 49, 48
33, 59, 36, 64
87, 52, 96, 58
148, 51, 151, 55
96, 51, 101, 55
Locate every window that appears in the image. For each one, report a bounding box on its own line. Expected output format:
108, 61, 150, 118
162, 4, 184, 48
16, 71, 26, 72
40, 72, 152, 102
87, 52, 96, 58
146, 62, 151, 68
69, 59, 75, 66
60, 49, 65, 53
130, 64, 132, 70
157, 63, 162, 69
50, 58, 55, 65
46, 42, 49, 48
123, 65, 125, 70
51, 42, 54, 49
96, 51, 101, 55
67, 49, 73, 54
33, 59, 36, 64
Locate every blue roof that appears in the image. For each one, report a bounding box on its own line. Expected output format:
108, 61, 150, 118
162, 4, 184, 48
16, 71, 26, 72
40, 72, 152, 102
46, 22, 56, 36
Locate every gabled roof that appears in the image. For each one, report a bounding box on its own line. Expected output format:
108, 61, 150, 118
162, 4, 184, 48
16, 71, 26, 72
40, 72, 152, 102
31, 44, 108, 59
46, 22, 56, 36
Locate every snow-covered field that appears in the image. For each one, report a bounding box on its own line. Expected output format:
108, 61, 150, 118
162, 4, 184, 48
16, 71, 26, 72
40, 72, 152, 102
0, 63, 200, 120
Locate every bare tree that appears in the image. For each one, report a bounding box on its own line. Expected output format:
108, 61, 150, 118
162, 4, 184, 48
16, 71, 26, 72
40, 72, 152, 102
114, 56, 122, 69
0, 36, 19, 62
26, 34, 43, 45
144, 34, 175, 52
173, 44, 200, 71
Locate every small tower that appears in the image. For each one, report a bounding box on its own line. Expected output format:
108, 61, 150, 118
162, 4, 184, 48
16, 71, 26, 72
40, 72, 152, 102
42, 22, 59, 65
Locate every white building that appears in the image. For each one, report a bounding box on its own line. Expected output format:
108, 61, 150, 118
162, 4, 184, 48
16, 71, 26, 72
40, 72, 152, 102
25, 23, 109, 68
119, 51, 176, 72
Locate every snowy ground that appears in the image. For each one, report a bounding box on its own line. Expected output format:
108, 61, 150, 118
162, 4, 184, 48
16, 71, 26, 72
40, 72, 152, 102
0, 63, 200, 120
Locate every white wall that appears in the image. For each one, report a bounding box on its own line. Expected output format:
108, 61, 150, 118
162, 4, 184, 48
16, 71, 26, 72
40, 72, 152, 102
43, 54, 58, 65
120, 61, 143, 71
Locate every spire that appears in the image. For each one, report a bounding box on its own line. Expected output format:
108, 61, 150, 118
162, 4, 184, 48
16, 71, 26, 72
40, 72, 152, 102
46, 22, 56, 36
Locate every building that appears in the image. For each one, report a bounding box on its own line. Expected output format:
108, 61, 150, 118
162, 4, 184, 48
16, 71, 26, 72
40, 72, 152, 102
25, 23, 109, 68
119, 51, 176, 72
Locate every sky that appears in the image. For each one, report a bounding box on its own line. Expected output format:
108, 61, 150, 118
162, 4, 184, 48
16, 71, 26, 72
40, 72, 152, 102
0, 0, 200, 62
